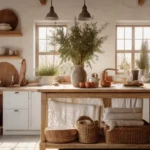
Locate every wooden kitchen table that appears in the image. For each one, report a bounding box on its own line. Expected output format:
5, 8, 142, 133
37, 84, 150, 150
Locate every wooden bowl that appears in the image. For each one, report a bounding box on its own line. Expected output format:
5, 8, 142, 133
0, 9, 18, 30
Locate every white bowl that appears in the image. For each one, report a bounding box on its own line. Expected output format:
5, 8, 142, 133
0, 48, 5, 55
0, 23, 12, 31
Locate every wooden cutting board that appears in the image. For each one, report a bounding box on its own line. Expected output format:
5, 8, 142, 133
19, 59, 28, 86
0, 62, 19, 87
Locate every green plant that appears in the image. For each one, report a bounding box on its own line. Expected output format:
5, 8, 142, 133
136, 40, 149, 73
53, 19, 108, 68
120, 58, 130, 74
36, 64, 59, 76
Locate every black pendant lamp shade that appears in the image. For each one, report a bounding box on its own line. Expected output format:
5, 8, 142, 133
45, 0, 59, 20
78, 0, 92, 21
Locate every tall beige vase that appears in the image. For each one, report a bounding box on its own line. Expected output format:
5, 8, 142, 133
71, 65, 87, 87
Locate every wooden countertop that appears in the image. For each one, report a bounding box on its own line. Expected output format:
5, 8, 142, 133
0, 84, 150, 94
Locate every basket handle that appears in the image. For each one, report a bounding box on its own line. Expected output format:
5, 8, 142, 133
77, 116, 94, 124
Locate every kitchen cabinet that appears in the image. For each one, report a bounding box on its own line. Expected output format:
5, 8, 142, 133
3, 91, 29, 131
3, 91, 41, 135
29, 91, 41, 130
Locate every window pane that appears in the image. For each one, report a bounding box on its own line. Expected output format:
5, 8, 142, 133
39, 40, 46, 52
39, 27, 46, 39
47, 40, 54, 52
117, 27, 124, 39
148, 40, 150, 50
125, 27, 132, 39
144, 27, 150, 39
117, 53, 131, 73
117, 40, 124, 50
135, 27, 142, 39
47, 55, 61, 65
125, 40, 132, 50
39, 55, 60, 67
135, 40, 142, 50
47, 27, 56, 37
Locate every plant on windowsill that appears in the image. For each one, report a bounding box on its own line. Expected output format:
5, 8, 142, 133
136, 40, 149, 77
120, 58, 130, 75
52, 18, 108, 87
36, 64, 59, 85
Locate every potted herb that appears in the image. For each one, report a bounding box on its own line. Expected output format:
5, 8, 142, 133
53, 19, 108, 87
36, 64, 59, 85
136, 40, 149, 76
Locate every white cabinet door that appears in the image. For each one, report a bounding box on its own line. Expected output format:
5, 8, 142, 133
3, 110, 28, 130
29, 92, 41, 130
3, 91, 28, 109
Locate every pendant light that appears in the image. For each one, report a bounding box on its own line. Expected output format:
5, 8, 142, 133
45, 0, 59, 20
78, 0, 92, 21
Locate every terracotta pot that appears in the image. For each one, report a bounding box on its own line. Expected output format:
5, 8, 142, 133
71, 65, 87, 87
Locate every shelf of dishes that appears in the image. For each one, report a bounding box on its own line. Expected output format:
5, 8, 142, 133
0, 47, 22, 58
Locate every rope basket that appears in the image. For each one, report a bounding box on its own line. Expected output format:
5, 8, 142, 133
103, 120, 150, 144
76, 116, 99, 144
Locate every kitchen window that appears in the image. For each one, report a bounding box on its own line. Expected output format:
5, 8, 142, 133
35, 25, 67, 69
116, 25, 150, 74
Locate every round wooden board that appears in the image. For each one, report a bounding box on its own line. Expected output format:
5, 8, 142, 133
0, 9, 18, 30
0, 62, 19, 87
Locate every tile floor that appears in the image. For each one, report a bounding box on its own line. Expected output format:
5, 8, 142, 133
0, 135, 58, 150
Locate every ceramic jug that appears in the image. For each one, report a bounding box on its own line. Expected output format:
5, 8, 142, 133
101, 68, 117, 87
89, 73, 100, 88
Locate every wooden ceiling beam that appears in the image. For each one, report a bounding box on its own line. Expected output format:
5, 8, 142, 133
138, 0, 145, 6
39, 0, 46, 5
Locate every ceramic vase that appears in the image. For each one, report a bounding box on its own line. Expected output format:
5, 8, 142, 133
71, 65, 87, 87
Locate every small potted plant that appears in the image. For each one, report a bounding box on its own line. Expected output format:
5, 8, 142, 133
53, 19, 108, 87
136, 40, 149, 76
36, 64, 59, 85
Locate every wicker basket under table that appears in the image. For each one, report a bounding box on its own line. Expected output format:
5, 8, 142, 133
103, 121, 150, 144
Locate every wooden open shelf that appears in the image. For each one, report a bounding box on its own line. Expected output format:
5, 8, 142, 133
0, 30, 23, 36
0, 56, 23, 59
45, 139, 150, 149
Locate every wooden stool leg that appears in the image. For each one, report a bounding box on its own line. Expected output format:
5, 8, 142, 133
40, 142, 46, 150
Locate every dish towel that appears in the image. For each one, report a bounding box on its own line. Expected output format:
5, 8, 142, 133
104, 120, 144, 130
103, 112, 142, 120
104, 107, 142, 113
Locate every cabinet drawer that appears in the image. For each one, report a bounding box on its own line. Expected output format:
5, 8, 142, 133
3, 110, 28, 130
3, 91, 28, 109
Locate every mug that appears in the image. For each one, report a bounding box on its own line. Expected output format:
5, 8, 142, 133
9, 49, 13, 55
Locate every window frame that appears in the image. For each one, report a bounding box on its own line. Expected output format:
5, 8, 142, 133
115, 25, 150, 74
35, 24, 67, 69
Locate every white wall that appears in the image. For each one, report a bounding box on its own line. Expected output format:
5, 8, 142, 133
0, 0, 150, 80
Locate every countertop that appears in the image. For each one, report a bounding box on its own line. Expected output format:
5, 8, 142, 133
0, 83, 150, 94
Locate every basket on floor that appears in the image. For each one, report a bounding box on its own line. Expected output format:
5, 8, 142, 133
76, 116, 99, 144
103, 120, 150, 144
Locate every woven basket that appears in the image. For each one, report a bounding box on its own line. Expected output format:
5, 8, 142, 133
103, 120, 150, 144
76, 116, 99, 144
45, 128, 78, 143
